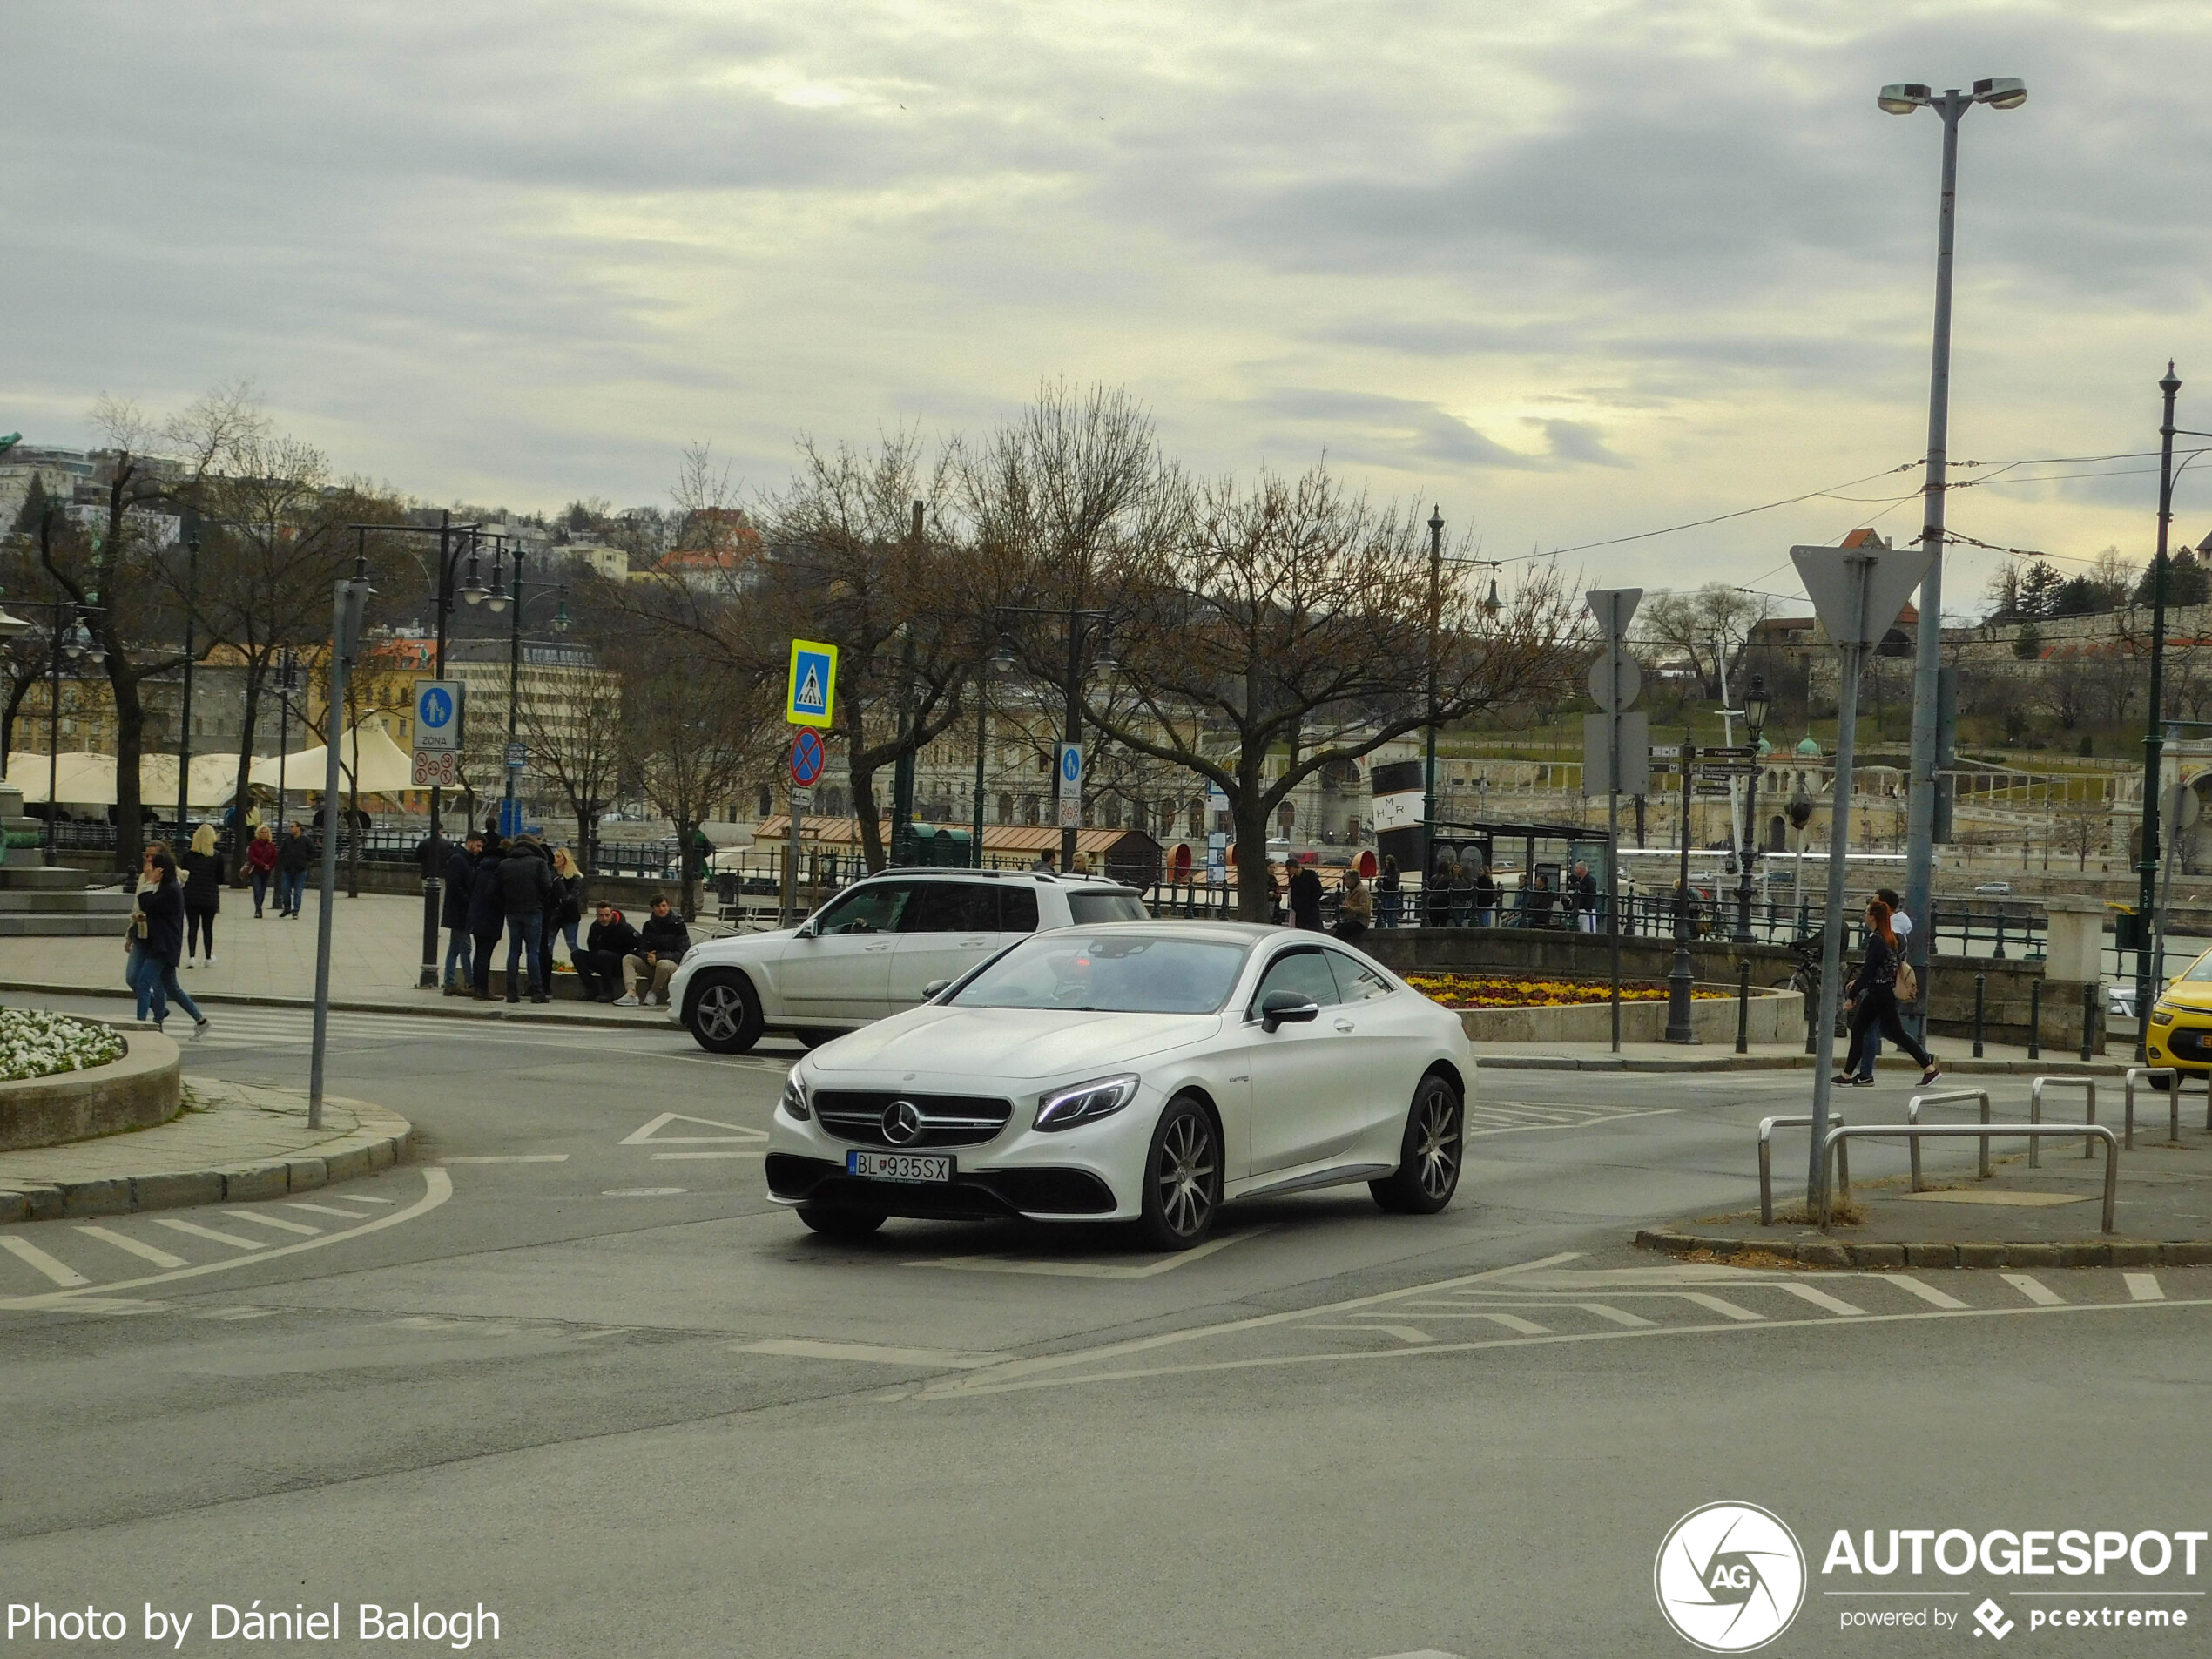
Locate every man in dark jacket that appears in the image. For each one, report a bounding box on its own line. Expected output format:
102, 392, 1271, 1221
618, 895, 691, 1007
276, 821, 315, 918
441, 832, 482, 995
496, 835, 556, 1003
467, 840, 509, 999
575, 902, 639, 1002
1286, 861, 1325, 931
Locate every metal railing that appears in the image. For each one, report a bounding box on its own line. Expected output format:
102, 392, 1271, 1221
2027, 1076, 2098, 1167
1905, 1088, 1993, 1188
1757, 1113, 1848, 1225
2123, 1066, 2182, 1150
1817, 1122, 2119, 1233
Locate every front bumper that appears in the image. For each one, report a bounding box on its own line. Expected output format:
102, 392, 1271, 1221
766, 1072, 1162, 1222
2143, 1013, 2212, 1073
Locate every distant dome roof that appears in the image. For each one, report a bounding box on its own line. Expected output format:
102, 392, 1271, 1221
1796, 735, 1822, 756
1756, 736, 1774, 756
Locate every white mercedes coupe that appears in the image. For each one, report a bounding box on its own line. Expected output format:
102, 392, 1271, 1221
764, 921, 1474, 1250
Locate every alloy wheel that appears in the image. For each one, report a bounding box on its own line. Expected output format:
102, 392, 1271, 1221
1156, 1112, 1217, 1238
1412, 1089, 1460, 1202
697, 985, 742, 1042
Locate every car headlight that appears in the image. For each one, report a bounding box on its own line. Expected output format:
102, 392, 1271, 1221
1035, 1074, 1140, 1132
779, 1070, 811, 1120
2151, 1003, 2175, 1027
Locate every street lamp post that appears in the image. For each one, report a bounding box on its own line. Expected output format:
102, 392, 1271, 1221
274, 649, 297, 832
1879, 75, 2027, 1041
175, 528, 199, 840
1665, 732, 1698, 1043
19, 602, 107, 863
999, 604, 1112, 871
973, 637, 1015, 869
479, 540, 568, 835
2134, 366, 2183, 1061
1733, 677, 1772, 941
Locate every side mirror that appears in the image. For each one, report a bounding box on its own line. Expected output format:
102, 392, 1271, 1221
1260, 990, 1321, 1034
921, 978, 953, 999
793, 921, 816, 940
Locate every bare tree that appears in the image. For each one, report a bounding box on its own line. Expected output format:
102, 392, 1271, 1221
617, 652, 777, 915
513, 659, 624, 872
1086, 461, 1583, 919
1640, 583, 1772, 701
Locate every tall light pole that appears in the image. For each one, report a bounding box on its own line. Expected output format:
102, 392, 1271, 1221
1733, 676, 1771, 941
999, 604, 1112, 870
2134, 365, 2183, 1058
1880, 75, 2027, 1039
24, 602, 105, 862
1422, 508, 1442, 877
974, 636, 1015, 868
175, 527, 199, 838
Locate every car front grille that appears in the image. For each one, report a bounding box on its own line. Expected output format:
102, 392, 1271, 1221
813, 1090, 1016, 1148
2163, 1026, 2212, 1062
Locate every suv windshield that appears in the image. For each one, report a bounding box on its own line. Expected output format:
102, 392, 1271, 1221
949, 932, 1250, 1015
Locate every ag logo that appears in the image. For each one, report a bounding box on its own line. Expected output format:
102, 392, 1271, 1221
1654, 1501, 1806, 1652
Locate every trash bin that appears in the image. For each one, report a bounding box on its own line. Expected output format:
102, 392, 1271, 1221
911, 825, 972, 867
2112, 907, 2148, 951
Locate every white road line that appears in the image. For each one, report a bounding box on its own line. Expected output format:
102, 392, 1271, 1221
200, 1306, 283, 1321
222, 1209, 322, 1236
152, 1219, 267, 1251
2001, 1273, 2065, 1306
2125, 1272, 2166, 1302
738, 1339, 1010, 1369
903, 1227, 1270, 1279
1315, 1323, 1434, 1345
1769, 1282, 1868, 1318
0, 1170, 451, 1311
328, 1195, 396, 1205
1464, 1109, 1678, 1139
0, 1235, 90, 1287
281, 1202, 374, 1217
441, 1155, 571, 1163
74, 1226, 188, 1269
1577, 1303, 1656, 1328
1677, 1292, 1766, 1322
1888, 1275, 1970, 1310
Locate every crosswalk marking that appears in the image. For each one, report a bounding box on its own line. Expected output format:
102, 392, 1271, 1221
1372, 1309, 1554, 1334
333, 1196, 396, 1205
2002, 1273, 2065, 1306
200, 1306, 283, 1321
1677, 1291, 1766, 1322
1316, 1322, 1436, 1345
1770, 1282, 1868, 1318
2125, 1273, 2165, 1302
1577, 1303, 1656, 1327
75, 1226, 188, 1269
223, 1210, 321, 1236
283, 1202, 372, 1217
153, 1218, 266, 1251
1889, 1275, 1970, 1310
0, 1235, 90, 1287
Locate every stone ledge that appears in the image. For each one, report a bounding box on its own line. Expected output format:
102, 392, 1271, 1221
0, 1028, 183, 1150
1635, 1225, 2212, 1271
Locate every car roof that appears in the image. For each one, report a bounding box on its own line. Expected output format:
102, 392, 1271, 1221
853, 867, 1135, 889
1038, 919, 1283, 946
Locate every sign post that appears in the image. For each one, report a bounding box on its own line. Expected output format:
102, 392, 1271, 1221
784, 645, 839, 927
409, 678, 465, 988
1055, 743, 1084, 835
1585, 589, 1644, 1054
1791, 537, 1936, 1207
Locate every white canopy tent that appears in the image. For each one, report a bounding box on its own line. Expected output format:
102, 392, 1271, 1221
247, 717, 416, 795
5, 752, 118, 806
138, 753, 255, 809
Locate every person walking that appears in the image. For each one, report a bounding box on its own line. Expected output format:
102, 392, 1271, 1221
276, 820, 314, 917
136, 846, 209, 1037
442, 831, 482, 995
1836, 898, 1939, 1087
245, 823, 279, 918
1287, 860, 1325, 931
1569, 860, 1599, 934
467, 837, 509, 1000
1855, 886, 1916, 1085
179, 823, 222, 967
496, 833, 556, 1003
575, 901, 638, 1002
543, 845, 586, 990
125, 844, 165, 1022
618, 894, 691, 1008
1332, 868, 1372, 941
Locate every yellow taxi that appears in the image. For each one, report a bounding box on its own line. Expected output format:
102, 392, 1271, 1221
2144, 948, 2212, 1080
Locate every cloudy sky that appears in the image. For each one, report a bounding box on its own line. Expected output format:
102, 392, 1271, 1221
7, 1, 2211, 615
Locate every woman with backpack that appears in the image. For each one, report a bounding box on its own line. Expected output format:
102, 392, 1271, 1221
1837, 897, 1939, 1087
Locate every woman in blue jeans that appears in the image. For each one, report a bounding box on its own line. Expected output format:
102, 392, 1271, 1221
135, 847, 209, 1036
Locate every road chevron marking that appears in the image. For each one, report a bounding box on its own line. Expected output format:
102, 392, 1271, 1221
0, 1170, 452, 1312
911, 1292, 2212, 1400
901, 1227, 1271, 1278
619, 1111, 768, 1146
1464, 1109, 1677, 1139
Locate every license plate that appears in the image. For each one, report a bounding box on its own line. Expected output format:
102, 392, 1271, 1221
847, 1150, 953, 1183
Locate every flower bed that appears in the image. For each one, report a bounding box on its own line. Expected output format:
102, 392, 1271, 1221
1406, 973, 1728, 1010
0, 1007, 127, 1082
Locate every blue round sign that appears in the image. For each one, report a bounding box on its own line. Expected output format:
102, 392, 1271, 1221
790, 729, 826, 787
419, 686, 454, 728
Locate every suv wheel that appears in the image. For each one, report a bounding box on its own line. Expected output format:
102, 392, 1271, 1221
685, 970, 763, 1055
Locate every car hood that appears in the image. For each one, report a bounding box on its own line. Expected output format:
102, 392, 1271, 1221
684, 927, 799, 964
809, 1005, 1222, 1080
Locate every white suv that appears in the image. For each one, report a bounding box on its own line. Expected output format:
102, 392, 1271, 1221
667, 869, 1150, 1054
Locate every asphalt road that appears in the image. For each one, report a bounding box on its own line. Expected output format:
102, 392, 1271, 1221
0, 998, 2207, 1657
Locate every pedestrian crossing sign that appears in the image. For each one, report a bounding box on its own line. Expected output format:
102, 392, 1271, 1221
786, 639, 838, 729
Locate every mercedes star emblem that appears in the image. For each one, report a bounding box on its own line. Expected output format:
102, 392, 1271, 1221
881, 1099, 924, 1145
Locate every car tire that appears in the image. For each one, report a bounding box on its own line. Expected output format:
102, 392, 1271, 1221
1135, 1095, 1222, 1251
2149, 1072, 2175, 1092
1371, 1071, 1463, 1215
685, 970, 763, 1055
794, 1028, 843, 1050
797, 1205, 886, 1239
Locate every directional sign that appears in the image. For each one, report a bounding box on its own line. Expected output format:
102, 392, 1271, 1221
1057, 743, 1083, 792
412, 678, 464, 752
790, 728, 826, 787
1791, 540, 1934, 651
786, 639, 839, 729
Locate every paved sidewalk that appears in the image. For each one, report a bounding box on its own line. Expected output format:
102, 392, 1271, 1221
1642, 1100, 2212, 1268
0, 1076, 411, 1222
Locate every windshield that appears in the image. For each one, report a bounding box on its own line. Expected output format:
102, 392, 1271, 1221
2183, 951, 2212, 984
948, 932, 1250, 1015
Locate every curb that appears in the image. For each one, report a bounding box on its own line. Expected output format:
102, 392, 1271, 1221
1635, 1224, 2212, 1271
0, 978, 715, 1035
0, 1100, 412, 1224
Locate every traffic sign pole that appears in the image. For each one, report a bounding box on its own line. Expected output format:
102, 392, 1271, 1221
1587, 589, 1642, 1054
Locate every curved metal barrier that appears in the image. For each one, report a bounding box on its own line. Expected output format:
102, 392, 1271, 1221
1905, 1089, 1992, 1190
1757, 1114, 1848, 1226
1817, 1123, 2119, 1234
2027, 1076, 2097, 1167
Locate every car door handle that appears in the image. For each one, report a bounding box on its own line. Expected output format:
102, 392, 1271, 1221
1334, 1019, 1355, 1032
864, 943, 890, 953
